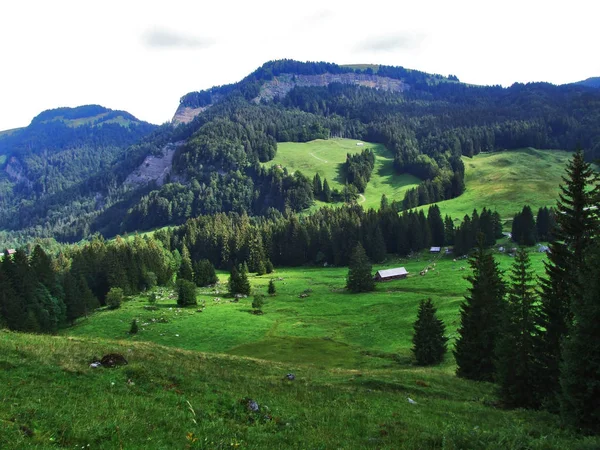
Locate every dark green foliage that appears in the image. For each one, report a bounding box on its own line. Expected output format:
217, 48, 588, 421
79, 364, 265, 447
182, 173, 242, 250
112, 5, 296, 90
560, 242, 600, 432
444, 215, 455, 246
345, 149, 375, 193
427, 205, 445, 247
268, 279, 276, 296
178, 245, 194, 282
176, 279, 197, 307
265, 260, 274, 274
322, 178, 332, 202
454, 237, 506, 381
495, 248, 542, 409
252, 294, 265, 311
411, 299, 448, 366
193, 259, 218, 287
129, 319, 139, 334
453, 209, 499, 255
536, 207, 555, 241
346, 243, 375, 293
512, 205, 538, 245
228, 264, 251, 296
538, 150, 599, 408
106, 287, 124, 310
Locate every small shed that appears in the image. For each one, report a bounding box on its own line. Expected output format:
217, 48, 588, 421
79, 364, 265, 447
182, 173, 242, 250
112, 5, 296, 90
430, 247, 441, 253
374, 267, 409, 282
444, 247, 453, 255
356, 142, 364, 146
3, 248, 16, 257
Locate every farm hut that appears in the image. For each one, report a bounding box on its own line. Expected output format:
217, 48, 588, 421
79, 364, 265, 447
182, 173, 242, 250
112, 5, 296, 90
444, 247, 453, 255
356, 142, 364, 146
374, 267, 409, 282
430, 247, 441, 253
2, 248, 16, 257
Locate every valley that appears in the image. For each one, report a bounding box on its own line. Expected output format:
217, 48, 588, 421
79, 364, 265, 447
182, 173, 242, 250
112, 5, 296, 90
1, 59, 599, 449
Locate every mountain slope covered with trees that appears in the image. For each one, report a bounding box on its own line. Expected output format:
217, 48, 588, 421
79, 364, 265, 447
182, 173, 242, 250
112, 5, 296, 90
2, 60, 600, 245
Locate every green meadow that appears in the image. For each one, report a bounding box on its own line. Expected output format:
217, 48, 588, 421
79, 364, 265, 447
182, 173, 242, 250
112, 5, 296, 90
269, 139, 421, 210
433, 148, 572, 219
4, 248, 597, 448
269, 140, 573, 221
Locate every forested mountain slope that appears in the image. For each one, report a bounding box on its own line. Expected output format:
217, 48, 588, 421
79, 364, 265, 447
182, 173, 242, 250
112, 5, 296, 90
2, 60, 600, 244
0, 105, 158, 242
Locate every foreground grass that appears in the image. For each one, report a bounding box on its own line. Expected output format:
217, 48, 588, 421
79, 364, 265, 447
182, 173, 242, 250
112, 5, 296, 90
4, 249, 597, 448
2, 330, 598, 449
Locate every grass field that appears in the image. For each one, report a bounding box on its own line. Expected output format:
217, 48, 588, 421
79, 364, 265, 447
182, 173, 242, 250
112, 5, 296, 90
2, 248, 598, 448
269, 139, 421, 210
432, 148, 573, 220
270, 140, 573, 220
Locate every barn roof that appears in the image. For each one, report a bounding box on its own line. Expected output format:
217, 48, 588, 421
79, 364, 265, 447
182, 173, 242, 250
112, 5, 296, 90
376, 267, 408, 278
430, 247, 441, 252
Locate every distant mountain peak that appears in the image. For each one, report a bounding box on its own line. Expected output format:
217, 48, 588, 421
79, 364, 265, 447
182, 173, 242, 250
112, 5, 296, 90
571, 77, 600, 88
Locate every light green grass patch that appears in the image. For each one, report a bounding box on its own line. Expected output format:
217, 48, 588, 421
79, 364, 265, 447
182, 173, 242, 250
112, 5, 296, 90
270, 138, 420, 209
432, 148, 573, 220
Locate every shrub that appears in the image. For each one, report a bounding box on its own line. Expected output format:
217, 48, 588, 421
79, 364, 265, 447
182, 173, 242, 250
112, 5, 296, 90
106, 287, 124, 310
177, 279, 197, 307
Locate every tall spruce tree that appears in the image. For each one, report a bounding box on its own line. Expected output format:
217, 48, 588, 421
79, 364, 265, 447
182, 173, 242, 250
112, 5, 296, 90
178, 245, 194, 282
495, 248, 542, 408
537, 150, 599, 408
454, 236, 506, 381
427, 205, 445, 247
560, 241, 600, 432
346, 243, 375, 293
411, 298, 448, 366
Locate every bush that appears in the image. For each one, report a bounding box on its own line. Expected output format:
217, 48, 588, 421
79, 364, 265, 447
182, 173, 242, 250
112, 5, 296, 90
129, 319, 139, 334
268, 279, 276, 296
106, 287, 124, 310
177, 279, 197, 307
252, 294, 265, 312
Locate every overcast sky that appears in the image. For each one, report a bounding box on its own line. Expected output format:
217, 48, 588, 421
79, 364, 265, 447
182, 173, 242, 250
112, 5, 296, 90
1, 0, 597, 131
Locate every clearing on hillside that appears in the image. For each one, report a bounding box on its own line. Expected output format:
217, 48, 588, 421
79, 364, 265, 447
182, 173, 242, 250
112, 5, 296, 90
268, 138, 420, 210
432, 148, 574, 219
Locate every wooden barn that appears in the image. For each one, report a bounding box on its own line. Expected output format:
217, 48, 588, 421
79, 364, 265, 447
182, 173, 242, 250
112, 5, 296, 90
374, 267, 409, 282
430, 247, 441, 253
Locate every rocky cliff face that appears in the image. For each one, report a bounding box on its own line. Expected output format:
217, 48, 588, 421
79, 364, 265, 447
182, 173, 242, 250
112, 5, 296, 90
171, 72, 408, 124
254, 72, 408, 102
124, 142, 183, 187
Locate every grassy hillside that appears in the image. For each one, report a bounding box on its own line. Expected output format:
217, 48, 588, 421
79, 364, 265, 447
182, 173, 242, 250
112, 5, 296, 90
433, 148, 572, 219
268, 142, 573, 219
269, 139, 421, 210
3, 249, 599, 448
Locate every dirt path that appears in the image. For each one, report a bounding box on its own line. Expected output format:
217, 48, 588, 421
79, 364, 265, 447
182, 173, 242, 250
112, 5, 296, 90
309, 152, 328, 163
358, 194, 366, 204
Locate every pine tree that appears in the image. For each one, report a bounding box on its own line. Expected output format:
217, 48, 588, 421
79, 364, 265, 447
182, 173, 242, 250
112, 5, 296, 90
268, 279, 276, 296
177, 279, 197, 306
229, 263, 251, 296
411, 299, 448, 366
444, 215, 455, 246
252, 293, 265, 312
560, 241, 600, 432
129, 319, 139, 334
106, 287, 124, 310
193, 259, 218, 287
427, 205, 445, 247
178, 245, 194, 282
313, 173, 323, 196
538, 150, 599, 408
346, 243, 375, 293
495, 248, 542, 408
454, 236, 506, 381
322, 178, 332, 202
